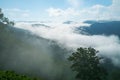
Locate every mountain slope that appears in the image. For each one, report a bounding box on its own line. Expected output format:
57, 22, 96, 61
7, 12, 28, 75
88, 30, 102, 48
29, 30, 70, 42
0, 22, 75, 80
78, 21, 120, 37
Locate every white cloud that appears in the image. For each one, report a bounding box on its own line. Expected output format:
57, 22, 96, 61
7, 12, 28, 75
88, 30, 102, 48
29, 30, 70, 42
46, 8, 63, 17
47, 7, 79, 17
47, 0, 120, 21
67, 0, 82, 8
15, 21, 120, 66
46, 7, 80, 21
3, 8, 30, 20
106, 0, 120, 20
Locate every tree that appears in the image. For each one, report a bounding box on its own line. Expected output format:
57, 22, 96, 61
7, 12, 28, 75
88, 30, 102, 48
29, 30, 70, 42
0, 70, 42, 80
3, 17, 9, 24
0, 8, 14, 26
109, 68, 120, 80
0, 8, 4, 19
0, 8, 1, 13
68, 47, 107, 80
9, 21, 15, 26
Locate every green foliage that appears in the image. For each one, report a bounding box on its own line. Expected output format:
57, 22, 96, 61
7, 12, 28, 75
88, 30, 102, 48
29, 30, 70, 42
0, 8, 3, 19
9, 21, 15, 26
108, 68, 120, 80
0, 8, 14, 26
0, 70, 42, 80
68, 47, 107, 80
0, 13, 4, 19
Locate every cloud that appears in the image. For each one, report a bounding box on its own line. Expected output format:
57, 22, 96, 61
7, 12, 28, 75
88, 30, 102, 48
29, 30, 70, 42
106, 0, 120, 20
46, 7, 80, 21
67, 0, 82, 8
47, 0, 120, 21
46, 5, 105, 21
3, 8, 30, 20
15, 21, 120, 67
7, 0, 120, 67
47, 7, 79, 17
46, 8, 64, 17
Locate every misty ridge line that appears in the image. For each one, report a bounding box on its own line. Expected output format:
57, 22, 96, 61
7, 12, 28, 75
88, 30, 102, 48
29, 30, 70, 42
0, 22, 75, 80
14, 21, 120, 67
0, 20, 120, 80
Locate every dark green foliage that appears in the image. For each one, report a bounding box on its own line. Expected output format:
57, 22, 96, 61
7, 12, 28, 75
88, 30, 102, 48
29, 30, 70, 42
68, 47, 107, 80
0, 13, 4, 19
0, 8, 4, 19
0, 8, 14, 26
3, 17, 9, 24
0, 70, 42, 80
109, 68, 120, 80
101, 57, 120, 80
9, 21, 15, 26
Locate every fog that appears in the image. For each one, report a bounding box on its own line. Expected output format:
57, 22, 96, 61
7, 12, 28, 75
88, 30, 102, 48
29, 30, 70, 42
15, 21, 120, 67
0, 21, 120, 80
0, 24, 75, 80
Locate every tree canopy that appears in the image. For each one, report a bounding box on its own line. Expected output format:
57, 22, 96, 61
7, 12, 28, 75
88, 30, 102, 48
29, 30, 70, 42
0, 8, 14, 26
68, 47, 107, 80
0, 70, 43, 80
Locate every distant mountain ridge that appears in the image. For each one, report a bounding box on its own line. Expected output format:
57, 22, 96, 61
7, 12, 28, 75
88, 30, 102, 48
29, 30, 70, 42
77, 21, 120, 37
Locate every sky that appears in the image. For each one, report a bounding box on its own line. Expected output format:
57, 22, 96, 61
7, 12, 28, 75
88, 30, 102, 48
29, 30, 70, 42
0, 0, 120, 21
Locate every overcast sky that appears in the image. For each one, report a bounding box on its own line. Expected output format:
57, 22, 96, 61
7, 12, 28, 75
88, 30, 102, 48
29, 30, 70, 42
0, 0, 120, 21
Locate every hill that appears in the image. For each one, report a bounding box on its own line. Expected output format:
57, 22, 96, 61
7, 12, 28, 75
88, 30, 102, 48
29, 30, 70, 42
78, 21, 120, 37
0, 22, 75, 80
